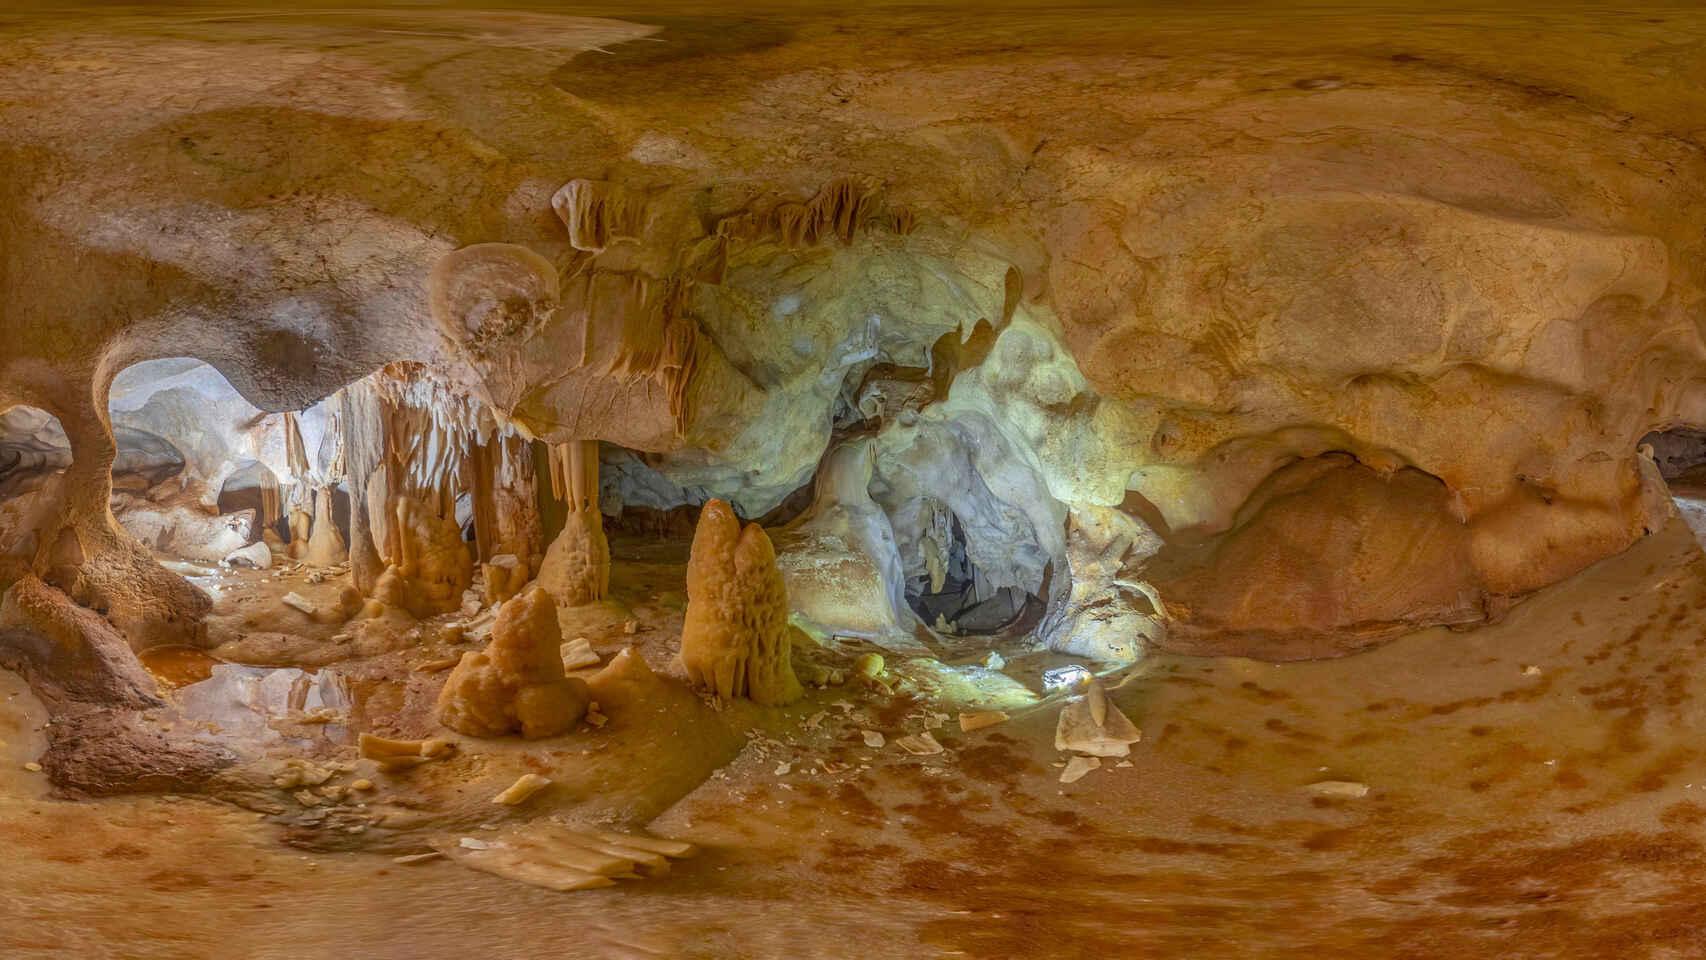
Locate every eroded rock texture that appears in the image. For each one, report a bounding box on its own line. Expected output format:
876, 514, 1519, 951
2, 6, 1705, 660
679, 500, 801, 706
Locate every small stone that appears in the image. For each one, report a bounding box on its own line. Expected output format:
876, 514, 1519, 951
458, 837, 491, 850
958, 710, 1009, 732
392, 851, 443, 865
561, 637, 601, 671
491, 773, 552, 806
983, 651, 1005, 670
280, 592, 317, 616
1060, 756, 1100, 784
774, 761, 792, 776
223, 541, 273, 570
1522, 665, 1542, 676
623, 619, 639, 635
861, 730, 885, 748
1305, 780, 1370, 799
22, 761, 41, 773
351, 779, 375, 791
853, 653, 885, 679
894, 732, 944, 756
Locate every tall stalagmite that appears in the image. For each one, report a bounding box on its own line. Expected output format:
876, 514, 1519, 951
678, 499, 801, 706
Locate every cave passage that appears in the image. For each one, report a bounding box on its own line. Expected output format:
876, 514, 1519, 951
8, 6, 1706, 958
902, 509, 1039, 635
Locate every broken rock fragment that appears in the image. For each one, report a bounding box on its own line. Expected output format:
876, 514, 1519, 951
1055, 679, 1142, 758
894, 731, 945, 756
1060, 755, 1101, 784
958, 710, 1009, 732
491, 773, 553, 806
223, 541, 272, 570
1305, 780, 1370, 799
436, 822, 697, 893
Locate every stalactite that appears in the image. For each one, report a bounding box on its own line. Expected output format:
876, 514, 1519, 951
257, 466, 282, 540
283, 412, 310, 483
551, 179, 647, 254
339, 380, 386, 594
714, 177, 912, 248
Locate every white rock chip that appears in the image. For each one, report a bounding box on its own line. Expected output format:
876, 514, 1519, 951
560, 636, 601, 671
1304, 780, 1370, 799
280, 591, 317, 616
1055, 680, 1142, 758
1060, 756, 1101, 784
223, 541, 272, 570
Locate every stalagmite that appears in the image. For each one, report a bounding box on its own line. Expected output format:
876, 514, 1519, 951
372, 495, 472, 618
302, 486, 347, 566
483, 554, 528, 605
678, 499, 801, 706
538, 440, 609, 608
436, 585, 590, 739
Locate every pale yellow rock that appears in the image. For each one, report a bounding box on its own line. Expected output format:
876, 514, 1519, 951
1060, 756, 1100, 784
491, 773, 553, 806
560, 637, 600, 672
894, 732, 945, 756
1305, 780, 1371, 799
357, 733, 456, 769
678, 500, 801, 706
958, 711, 1009, 732
1055, 680, 1142, 758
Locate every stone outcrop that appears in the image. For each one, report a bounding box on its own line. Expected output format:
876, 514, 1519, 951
0, 575, 161, 710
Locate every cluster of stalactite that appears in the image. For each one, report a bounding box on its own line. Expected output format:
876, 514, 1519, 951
335, 364, 579, 617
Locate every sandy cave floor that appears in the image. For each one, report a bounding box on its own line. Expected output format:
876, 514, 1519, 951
11, 502, 1706, 958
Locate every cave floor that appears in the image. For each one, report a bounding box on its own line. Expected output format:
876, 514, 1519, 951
10, 504, 1706, 958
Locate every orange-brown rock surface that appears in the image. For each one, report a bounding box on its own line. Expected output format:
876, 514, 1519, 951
4, 5, 1706, 658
